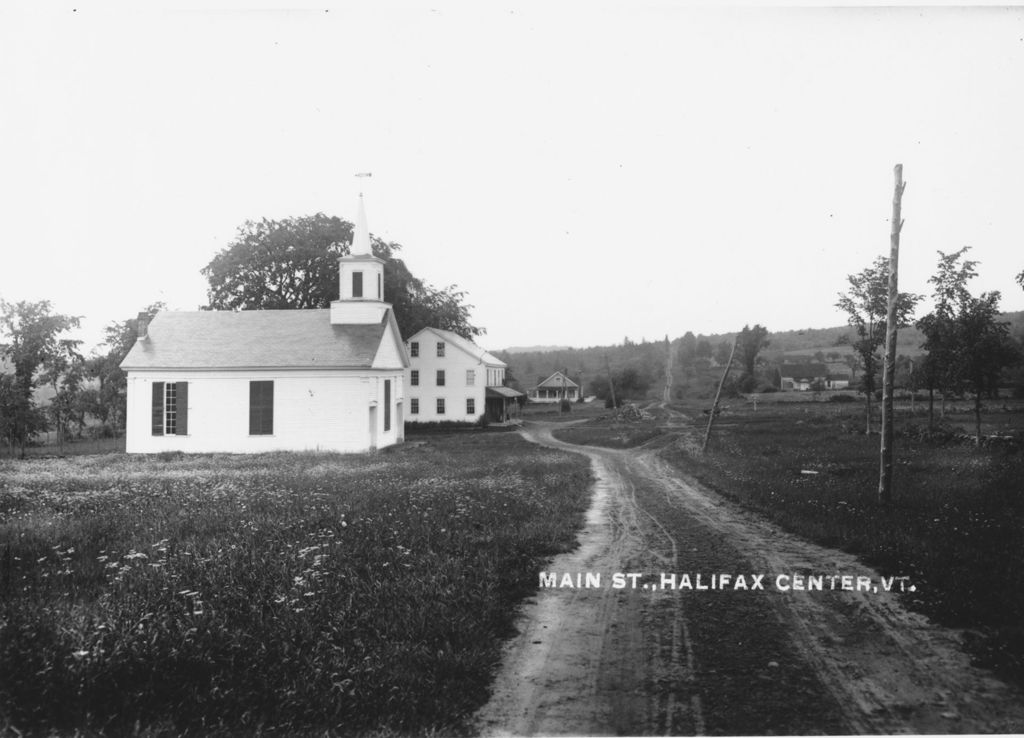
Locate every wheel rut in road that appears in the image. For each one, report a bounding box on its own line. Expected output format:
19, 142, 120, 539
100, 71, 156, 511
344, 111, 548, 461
474, 421, 1024, 736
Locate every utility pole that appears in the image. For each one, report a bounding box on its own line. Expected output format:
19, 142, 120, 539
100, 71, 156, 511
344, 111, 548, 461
663, 335, 674, 403
879, 164, 906, 506
701, 336, 737, 453
605, 354, 617, 408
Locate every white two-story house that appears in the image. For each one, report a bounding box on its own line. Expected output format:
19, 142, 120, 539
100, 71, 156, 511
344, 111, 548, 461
404, 327, 523, 424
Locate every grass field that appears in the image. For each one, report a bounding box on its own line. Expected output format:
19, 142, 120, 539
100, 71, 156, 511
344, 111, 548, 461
557, 398, 1024, 685
0, 434, 591, 735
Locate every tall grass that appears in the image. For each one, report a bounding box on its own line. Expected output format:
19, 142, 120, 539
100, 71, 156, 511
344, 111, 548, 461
0, 434, 591, 735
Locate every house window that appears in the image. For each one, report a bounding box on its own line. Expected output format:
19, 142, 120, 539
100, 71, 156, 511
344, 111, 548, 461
410, 398, 419, 415
152, 381, 188, 436
467, 398, 475, 415
249, 380, 274, 435
466, 369, 475, 386
165, 382, 177, 434
352, 271, 363, 298
384, 380, 391, 432
437, 398, 446, 415
436, 370, 445, 386
410, 342, 419, 357
437, 342, 445, 357
411, 370, 419, 386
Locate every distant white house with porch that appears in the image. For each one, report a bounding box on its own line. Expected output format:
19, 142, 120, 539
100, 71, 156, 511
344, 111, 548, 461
528, 371, 580, 403
404, 328, 524, 424
120, 195, 409, 453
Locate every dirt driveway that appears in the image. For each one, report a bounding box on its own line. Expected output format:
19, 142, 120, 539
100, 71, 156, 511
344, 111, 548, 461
474, 421, 1024, 735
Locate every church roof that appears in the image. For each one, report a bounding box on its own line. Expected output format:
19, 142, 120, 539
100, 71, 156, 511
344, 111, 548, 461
121, 309, 390, 370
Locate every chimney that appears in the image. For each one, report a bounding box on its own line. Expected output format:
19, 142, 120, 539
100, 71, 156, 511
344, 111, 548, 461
137, 312, 151, 341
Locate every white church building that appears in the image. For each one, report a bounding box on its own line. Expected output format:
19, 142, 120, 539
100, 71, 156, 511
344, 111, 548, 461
120, 196, 409, 454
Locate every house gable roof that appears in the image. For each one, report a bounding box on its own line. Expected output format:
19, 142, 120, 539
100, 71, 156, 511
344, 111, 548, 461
120, 309, 392, 370
406, 327, 506, 367
534, 371, 579, 389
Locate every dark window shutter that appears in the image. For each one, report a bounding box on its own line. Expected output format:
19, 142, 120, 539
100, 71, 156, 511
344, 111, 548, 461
264, 382, 274, 434
176, 382, 188, 435
377, 273, 381, 299
352, 271, 363, 298
249, 382, 259, 435
249, 381, 273, 435
152, 382, 164, 435
384, 380, 391, 432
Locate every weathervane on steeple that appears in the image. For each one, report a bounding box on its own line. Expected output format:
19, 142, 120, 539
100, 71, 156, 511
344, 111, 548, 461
355, 171, 372, 195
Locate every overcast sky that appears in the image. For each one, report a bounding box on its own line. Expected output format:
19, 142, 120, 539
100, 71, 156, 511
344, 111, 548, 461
2, 1, 1023, 353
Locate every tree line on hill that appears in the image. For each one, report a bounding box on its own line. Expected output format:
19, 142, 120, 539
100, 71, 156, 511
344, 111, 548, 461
0, 214, 482, 456
500, 250, 1024, 435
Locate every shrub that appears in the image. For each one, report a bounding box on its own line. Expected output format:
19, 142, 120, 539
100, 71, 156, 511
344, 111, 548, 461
829, 394, 857, 403
559, 398, 572, 413
761, 386, 779, 394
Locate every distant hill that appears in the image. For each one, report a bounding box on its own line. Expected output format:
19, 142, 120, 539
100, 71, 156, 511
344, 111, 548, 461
763, 310, 1024, 361
501, 345, 572, 354
497, 311, 1024, 397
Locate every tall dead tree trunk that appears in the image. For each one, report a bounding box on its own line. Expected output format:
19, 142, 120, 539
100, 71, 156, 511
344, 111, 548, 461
663, 336, 674, 403
879, 164, 906, 506
605, 354, 617, 408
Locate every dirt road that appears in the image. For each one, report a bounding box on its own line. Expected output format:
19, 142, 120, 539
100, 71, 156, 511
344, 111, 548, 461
474, 420, 1024, 735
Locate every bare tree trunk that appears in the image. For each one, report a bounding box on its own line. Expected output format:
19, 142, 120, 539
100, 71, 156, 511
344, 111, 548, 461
865, 391, 872, 435
879, 164, 906, 507
928, 387, 935, 430
605, 354, 617, 408
974, 391, 983, 446
702, 337, 738, 453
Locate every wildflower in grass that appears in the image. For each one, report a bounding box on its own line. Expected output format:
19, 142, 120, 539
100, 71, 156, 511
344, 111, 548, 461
72, 650, 89, 659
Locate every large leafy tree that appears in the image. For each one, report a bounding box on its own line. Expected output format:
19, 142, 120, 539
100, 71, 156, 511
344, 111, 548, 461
0, 299, 81, 455
836, 256, 920, 433
918, 248, 1019, 443
82, 302, 166, 433
201, 213, 483, 339
735, 324, 770, 390
915, 248, 976, 425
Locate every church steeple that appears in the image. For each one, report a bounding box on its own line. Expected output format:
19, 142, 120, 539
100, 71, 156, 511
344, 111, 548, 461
331, 191, 389, 325
351, 193, 372, 256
